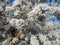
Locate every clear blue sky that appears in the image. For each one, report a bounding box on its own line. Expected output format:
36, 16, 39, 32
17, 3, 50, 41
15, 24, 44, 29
8, 0, 14, 4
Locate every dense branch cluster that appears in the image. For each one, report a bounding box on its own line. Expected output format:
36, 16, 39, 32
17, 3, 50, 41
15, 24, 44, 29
0, 0, 60, 45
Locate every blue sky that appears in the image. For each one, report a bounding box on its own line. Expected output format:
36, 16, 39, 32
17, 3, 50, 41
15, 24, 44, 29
45, 11, 60, 25
8, 0, 14, 4
8, 0, 60, 4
